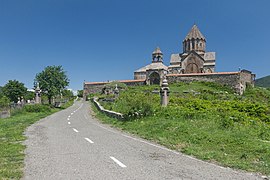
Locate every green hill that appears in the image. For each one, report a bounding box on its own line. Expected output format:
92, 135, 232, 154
256, 75, 270, 87
93, 82, 270, 175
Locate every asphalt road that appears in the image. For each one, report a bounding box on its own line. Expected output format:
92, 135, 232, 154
23, 100, 263, 180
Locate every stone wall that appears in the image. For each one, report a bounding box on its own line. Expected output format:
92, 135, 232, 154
92, 97, 124, 120
84, 71, 255, 98
0, 109, 10, 119
84, 80, 146, 99
167, 71, 255, 92
134, 72, 146, 80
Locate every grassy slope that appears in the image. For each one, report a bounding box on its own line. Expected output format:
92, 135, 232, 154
92, 82, 270, 175
0, 101, 73, 179
256, 75, 270, 88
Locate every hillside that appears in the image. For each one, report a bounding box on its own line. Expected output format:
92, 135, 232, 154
92, 82, 270, 175
256, 75, 270, 88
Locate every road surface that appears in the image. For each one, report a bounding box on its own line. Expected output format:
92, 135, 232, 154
23, 100, 262, 179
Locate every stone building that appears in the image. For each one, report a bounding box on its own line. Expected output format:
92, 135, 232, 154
134, 47, 168, 85
134, 24, 216, 85
83, 24, 255, 98
168, 24, 216, 74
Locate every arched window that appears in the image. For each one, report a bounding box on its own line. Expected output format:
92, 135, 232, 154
149, 72, 160, 85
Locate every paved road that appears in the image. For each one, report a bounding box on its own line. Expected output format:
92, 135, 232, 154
23, 100, 262, 180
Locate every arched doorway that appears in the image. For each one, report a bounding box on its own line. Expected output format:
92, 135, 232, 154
149, 72, 160, 85
185, 63, 200, 73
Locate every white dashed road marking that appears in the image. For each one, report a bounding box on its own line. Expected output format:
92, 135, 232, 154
84, 137, 94, 144
110, 156, 127, 168
73, 128, 79, 133
68, 122, 71, 125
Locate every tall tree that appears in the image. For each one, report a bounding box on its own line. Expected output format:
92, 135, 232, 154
62, 89, 74, 99
35, 65, 69, 104
77, 90, 83, 98
0, 86, 3, 98
2, 80, 27, 102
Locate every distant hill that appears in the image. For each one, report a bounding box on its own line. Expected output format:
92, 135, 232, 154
255, 75, 270, 87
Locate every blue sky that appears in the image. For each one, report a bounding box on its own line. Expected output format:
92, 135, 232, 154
0, 0, 269, 91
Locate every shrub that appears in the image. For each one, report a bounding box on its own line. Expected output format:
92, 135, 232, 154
0, 96, 10, 109
23, 104, 51, 113
113, 91, 157, 119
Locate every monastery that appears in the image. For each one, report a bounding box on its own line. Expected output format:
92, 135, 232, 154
83, 25, 255, 98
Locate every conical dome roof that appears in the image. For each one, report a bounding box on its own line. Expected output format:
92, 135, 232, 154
152, 47, 163, 54
184, 24, 206, 41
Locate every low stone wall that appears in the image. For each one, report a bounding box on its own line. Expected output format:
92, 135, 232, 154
167, 72, 245, 91
0, 109, 10, 119
92, 97, 124, 120
168, 71, 255, 93
84, 79, 146, 99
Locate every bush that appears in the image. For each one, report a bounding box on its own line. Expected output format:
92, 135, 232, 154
113, 91, 157, 119
23, 104, 51, 113
0, 96, 10, 109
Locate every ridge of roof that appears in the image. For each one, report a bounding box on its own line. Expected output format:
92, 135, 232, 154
184, 24, 206, 41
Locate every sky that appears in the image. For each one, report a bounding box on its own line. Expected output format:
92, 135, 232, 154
0, 0, 269, 91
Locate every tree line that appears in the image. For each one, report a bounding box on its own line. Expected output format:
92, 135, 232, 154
0, 65, 73, 108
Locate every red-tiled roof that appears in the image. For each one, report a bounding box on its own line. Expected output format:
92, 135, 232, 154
84, 79, 146, 85
119, 79, 146, 83
167, 72, 240, 77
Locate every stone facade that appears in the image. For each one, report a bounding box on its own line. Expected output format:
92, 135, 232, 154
84, 24, 255, 98
134, 47, 168, 85
169, 25, 216, 74
134, 25, 216, 85
167, 70, 255, 92
0, 109, 10, 119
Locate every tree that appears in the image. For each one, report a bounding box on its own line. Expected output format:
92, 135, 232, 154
62, 89, 74, 99
35, 65, 69, 104
0, 86, 3, 98
25, 91, 35, 101
0, 96, 10, 109
2, 80, 27, 102
77, 90, 83, 98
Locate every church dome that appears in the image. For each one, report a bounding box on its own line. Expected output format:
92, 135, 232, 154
183, 25, 206, 53
184, 24, 206, 41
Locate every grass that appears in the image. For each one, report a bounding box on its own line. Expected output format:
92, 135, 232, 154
0, 101, 73, 179
91, 82, 270, 176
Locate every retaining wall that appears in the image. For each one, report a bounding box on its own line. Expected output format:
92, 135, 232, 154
0, 109, 10, 119
167, 71, 255, 91
92, 97, 124, 120
84, 80, 146, 99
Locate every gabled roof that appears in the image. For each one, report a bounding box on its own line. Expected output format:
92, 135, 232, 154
181, 50, 205, 62
134, 62, 168, 73
184, 24, 206, 41
170, 54, 181, 64
204, 52, 216, 61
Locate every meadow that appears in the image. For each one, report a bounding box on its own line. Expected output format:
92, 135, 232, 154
92, 82, 270, 175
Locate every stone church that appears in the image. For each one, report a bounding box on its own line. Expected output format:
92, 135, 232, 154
134, 24, 216, 84
83, 24, 255, 98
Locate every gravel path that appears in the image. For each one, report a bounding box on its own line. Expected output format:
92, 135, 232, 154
23, 101, 263, 180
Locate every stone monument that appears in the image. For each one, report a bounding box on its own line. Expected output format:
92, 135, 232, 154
160, 77, 170, 107
35, 83, 41, 104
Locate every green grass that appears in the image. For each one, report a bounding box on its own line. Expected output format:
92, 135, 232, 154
0, 102, 73, 179
256, 75, 270, 88
92, 82, 270, 176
